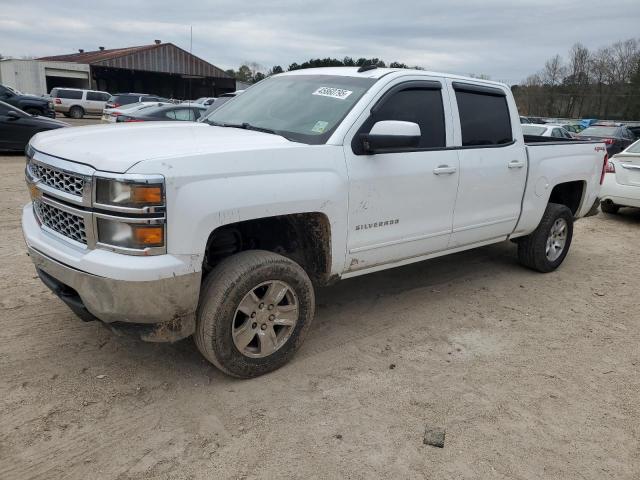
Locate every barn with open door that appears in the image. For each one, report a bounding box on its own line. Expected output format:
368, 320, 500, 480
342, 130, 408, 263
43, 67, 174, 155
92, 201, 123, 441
38, 41, 235, 99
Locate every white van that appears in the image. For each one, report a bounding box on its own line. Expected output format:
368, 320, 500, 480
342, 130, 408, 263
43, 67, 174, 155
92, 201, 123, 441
50, 88, 111, 119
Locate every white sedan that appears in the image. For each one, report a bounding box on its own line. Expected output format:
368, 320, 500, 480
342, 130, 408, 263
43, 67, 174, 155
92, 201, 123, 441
600, 139, 640, 213
522, 124, 576, 139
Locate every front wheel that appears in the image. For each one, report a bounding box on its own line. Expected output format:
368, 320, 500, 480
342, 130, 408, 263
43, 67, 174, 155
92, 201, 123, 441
195, 250, 315, 378
517, 203, 574, 273
24, 107, 42, 116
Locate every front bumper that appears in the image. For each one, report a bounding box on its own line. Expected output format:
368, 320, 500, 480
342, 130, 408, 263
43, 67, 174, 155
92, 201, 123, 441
29, 245, 200, 323
23, 204, 202, 341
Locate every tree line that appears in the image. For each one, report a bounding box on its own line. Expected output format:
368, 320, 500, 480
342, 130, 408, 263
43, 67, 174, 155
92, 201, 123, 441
513, 38, 640, 120
225, 57, 422, 84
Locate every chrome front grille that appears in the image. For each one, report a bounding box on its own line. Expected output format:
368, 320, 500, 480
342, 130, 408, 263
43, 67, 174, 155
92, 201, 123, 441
29, 162, 85, 197
33, 200, 87, 245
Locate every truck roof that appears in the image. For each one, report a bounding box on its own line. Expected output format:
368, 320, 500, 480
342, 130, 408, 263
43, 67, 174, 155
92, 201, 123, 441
280, 66, 509, 89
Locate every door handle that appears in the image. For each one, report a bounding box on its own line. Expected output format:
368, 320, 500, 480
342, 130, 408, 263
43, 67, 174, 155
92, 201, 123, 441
508, 160, 526, 169
433, 165, 457, 175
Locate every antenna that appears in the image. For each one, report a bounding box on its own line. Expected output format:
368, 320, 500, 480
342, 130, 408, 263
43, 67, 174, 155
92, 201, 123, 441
188, 25, 193, 104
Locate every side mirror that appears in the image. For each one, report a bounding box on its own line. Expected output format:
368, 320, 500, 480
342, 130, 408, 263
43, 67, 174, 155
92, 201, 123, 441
360, 120, 421, 154
7, 111, 20, 120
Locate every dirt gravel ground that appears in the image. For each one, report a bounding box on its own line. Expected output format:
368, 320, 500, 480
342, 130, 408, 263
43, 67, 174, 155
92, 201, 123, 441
1, 147, 639, 479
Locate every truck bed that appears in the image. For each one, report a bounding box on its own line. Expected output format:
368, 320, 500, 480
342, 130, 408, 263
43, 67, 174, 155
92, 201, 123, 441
512, 139, 605, 237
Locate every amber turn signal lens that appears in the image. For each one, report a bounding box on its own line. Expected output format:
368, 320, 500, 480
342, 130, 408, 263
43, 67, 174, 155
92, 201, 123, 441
133, 226, 164, 246
131, 185, 162, 204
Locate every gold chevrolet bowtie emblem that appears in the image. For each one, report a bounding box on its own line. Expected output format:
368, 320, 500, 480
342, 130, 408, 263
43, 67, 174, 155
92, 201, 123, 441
28, 183, 41, 201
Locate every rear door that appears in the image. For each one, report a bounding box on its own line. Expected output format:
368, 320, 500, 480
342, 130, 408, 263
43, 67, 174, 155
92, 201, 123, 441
344, 77, 459, 271
447, 81, 527, 247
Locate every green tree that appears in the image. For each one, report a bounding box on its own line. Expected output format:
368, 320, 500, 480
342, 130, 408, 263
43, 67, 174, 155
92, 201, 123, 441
235, 65, 253, 83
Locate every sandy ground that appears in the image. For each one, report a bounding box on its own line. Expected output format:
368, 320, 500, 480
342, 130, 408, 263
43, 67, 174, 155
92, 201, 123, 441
1, 142, 639, 479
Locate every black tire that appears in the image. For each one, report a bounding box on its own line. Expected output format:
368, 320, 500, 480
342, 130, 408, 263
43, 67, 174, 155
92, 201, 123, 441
23, 107, 42, 116
517, 203, 574, 273
69, 106, 84, 119
600, 201, 620, 214
195, 250, 315, 378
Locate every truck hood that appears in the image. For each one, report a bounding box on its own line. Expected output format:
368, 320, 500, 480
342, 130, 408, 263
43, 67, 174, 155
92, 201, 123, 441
30, 122, 299, 173
18, 93, 49, 103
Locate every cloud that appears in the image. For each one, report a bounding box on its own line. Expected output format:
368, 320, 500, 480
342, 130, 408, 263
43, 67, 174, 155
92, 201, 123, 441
1, 0, 639, 84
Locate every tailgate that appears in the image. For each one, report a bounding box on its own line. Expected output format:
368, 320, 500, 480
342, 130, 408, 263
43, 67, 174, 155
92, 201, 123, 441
613, 153, 640, 187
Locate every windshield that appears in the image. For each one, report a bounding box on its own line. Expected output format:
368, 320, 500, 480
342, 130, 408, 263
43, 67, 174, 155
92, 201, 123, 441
522, 125, 547, 136
202, 74, 376, 144
579, 126, 618, 137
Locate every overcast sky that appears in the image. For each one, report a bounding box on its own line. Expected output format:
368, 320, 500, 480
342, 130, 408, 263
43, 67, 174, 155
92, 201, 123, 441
1, 0, 639, 84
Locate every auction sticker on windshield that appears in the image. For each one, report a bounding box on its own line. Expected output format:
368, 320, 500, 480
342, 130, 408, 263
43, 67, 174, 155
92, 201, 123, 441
313, 87, 353, 100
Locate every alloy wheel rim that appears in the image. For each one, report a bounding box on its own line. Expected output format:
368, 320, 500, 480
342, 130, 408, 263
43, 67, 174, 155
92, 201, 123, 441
546, 218, 568, 262
232, 280, 299, 358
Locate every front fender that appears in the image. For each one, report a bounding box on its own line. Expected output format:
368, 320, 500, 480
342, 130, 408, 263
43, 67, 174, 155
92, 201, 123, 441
133, 145, 350, 276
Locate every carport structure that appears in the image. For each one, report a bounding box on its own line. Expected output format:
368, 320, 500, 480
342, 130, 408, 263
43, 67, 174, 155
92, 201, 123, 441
38, 41, 235, 99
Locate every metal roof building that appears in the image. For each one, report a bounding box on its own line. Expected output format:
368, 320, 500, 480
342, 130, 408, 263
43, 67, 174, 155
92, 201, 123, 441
38, 41, 235, 99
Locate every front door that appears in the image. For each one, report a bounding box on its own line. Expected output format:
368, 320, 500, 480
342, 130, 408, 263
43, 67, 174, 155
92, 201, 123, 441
344, 79, 459, 273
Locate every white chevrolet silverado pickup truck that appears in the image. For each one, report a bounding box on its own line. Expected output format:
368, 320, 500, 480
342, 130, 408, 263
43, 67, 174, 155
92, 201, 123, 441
22, 66, 606, 378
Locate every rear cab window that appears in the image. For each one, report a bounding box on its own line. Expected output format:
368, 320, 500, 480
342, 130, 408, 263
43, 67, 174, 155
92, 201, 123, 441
453, 83, 513, 146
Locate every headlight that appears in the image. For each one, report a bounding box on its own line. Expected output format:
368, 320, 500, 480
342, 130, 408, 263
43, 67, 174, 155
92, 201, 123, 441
95, 177, 164, 208
93, 175, 166, 254
97, 218, 165, 250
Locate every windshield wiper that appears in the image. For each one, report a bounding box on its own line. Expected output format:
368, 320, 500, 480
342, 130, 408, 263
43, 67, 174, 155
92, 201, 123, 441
224, 122, 279, 136
205, 120, 298, 142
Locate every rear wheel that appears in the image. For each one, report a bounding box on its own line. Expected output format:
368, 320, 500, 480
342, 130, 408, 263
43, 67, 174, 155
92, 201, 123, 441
69, 106, 84, 119
517, 203, 574, 273
195, 250, 315, 378
600, 201, 620, 214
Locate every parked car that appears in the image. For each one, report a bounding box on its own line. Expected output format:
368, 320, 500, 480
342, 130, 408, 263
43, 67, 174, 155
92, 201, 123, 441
562, 124, 584, 135
527, 116, 547, 124
50, 88, 111, 119
600, 139, 640, 214
105, 93, 169, 110
624, 124, 640, 140
0, 84, 55, 118
190, 97, 217, 106
22, 67, 606, 378
522, 124, 575, 139
102, 102, 171, 123
116, 104, 207, 123
577, 125, 636, 156
0, 101, 67, 151
200, 91, 245, 117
